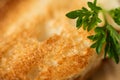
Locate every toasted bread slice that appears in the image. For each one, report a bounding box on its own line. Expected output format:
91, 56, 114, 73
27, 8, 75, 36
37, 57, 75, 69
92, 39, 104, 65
0, 0, 103, 80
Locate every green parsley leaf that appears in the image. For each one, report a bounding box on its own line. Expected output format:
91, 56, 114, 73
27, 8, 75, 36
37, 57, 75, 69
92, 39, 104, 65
76, 17, 82, 28
103, 24, 120, 63
88, 27, 106, 54
110, 8, 120, 25
66, 10, 81, 19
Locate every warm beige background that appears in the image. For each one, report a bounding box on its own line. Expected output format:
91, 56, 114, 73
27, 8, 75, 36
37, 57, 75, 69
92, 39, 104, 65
89, 59, 120, 80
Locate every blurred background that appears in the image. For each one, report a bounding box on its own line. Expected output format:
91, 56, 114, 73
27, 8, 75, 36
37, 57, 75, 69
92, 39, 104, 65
89, 59, 120, 80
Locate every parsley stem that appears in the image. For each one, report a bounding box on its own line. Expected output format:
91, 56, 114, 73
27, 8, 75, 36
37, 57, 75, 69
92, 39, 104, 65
94, 0, 97, 5
101, 9, 109, 26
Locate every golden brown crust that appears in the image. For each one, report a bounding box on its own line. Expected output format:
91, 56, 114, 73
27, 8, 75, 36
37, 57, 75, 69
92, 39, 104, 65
0, 0, 24, 36
0, 0, 103, 80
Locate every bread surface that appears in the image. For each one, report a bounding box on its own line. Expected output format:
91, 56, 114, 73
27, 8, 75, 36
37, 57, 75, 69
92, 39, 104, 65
0, 0, 103, 80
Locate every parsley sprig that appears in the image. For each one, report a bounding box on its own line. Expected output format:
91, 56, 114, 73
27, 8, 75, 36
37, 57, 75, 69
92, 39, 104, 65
66, 0, 102, 31
66, 0, 120, 63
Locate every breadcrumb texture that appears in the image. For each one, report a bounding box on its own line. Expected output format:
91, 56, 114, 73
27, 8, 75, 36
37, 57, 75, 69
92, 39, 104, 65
0, 0, 103, 80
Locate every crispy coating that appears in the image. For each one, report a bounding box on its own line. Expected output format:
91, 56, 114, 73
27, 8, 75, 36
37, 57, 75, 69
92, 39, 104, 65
0, 0, 103, 80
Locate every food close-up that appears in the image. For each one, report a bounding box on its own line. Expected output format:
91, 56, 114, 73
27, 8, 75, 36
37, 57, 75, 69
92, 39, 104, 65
0, 0, 120, 80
